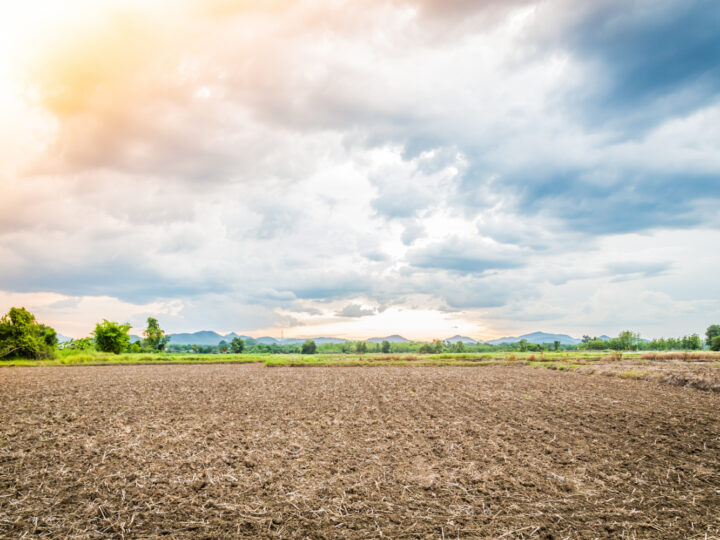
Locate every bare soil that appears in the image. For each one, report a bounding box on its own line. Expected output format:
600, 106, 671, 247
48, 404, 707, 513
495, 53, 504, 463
1, 365, 718, 538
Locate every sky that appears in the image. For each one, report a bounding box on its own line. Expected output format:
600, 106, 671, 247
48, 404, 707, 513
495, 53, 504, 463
0, 0, 719, 340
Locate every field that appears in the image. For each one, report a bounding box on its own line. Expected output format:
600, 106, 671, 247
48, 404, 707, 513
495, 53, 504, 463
1, 364, 719, 538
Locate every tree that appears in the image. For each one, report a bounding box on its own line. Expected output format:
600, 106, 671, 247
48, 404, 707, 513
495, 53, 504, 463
0, 307, 57, 359
301, 339, 317, 354
93, 320, 132, 354
419, 343, 434, 354
618, 331, 640, 350
381, 340, 390, 353
218, 340, 228, 353
454, 341, 465, 353
553, 340, 560, 351
143, 317, 169, 351
231, 337, 245, 353
355, 341, 367, 354
711, 336, 720, 352
62, 337, 94, 351
684, 334, 702, 350
706, 325, 720, 347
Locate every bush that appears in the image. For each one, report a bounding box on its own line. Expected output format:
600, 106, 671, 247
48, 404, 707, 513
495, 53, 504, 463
301, 339, 317, 354
0, 307, 57, 360
711, 336, 720, 352
93, 320, 132, 354
231, 337, 245, 353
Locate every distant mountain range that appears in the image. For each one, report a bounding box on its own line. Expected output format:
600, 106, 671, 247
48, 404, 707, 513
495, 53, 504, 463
163, 332, 415, 346
445, 335, 480, 344
485, 332, 582, 345
59, 329, 600, 346
367, 335, 410, 343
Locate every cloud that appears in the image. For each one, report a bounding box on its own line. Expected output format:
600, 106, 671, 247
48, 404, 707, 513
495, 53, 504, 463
1, 0, 719, 339
336, 303, 377, 318
540, 0, 720, 132
407, 237, 525, 274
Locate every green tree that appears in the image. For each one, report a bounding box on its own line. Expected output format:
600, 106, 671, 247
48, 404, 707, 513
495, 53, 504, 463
617, 331, 640, 350
218, 340, 228, 353
454, 341, 465, 353
355, 341, 367, 354
553, 340, 560, 351
684, 334, 703, 350
231, 337, 245, 353
143, 317, 169, 351
381, 340, 390, 353
706, 325, 720, 347
0, 307, 57, 359
63, 337, 94, 351
38, 324, 58, 348
419, 343, 434, 354
301, 339, 317, 354
93, 320, 132, 354
711, 336, 720, 351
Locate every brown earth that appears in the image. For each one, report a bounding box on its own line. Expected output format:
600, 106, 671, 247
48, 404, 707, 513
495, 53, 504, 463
1, 365, 718, 538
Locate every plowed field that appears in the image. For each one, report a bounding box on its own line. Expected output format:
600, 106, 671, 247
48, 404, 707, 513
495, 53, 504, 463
1, 365, 718, 538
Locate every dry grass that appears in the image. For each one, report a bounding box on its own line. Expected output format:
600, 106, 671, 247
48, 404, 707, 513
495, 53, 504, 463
641, 351, 720, 362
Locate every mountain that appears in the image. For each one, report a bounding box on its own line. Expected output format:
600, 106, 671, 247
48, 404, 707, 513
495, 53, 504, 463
168, 331, 226, 345
167, 333, 353, 346
312, 337, 348, 345
487, 331, 581, 346
445, 335, 480, 344
366, 335, 410, 343
56, 333, 72, 343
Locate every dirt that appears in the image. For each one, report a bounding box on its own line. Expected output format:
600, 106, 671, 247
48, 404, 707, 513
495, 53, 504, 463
1, 365, 718, 538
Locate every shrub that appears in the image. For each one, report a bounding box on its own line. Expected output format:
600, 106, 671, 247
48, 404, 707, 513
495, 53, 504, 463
231, 337, 245, 353
301, 339, 317, 354
0, 307, 57, 360
93, 320, 132, 354
711, 336, 720, 352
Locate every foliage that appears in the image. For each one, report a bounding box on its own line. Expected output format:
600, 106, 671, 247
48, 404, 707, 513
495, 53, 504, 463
93, 320, 132, 354
143, 317, 169, 352
355, 341, 367, 354
711, 336, 720, 352
0, 307, 57, 359
381, 340, 391, 353
706, 325, 720, 346
61, 337, 95, 351
231, 337, 245, 353
301, 339, 317, 354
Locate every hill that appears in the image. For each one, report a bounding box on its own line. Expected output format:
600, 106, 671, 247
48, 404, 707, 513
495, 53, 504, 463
487, 332, 581, 345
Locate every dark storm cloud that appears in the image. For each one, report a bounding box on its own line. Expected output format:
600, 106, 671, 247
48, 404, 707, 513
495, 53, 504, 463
506, 169, 720, 235
554, 0, 720, 132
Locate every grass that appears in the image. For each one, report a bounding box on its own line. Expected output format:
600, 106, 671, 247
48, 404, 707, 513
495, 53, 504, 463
2, 350, 719, 369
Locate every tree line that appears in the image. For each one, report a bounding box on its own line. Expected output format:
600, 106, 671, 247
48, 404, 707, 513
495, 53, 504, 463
2, 306, 720, 360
